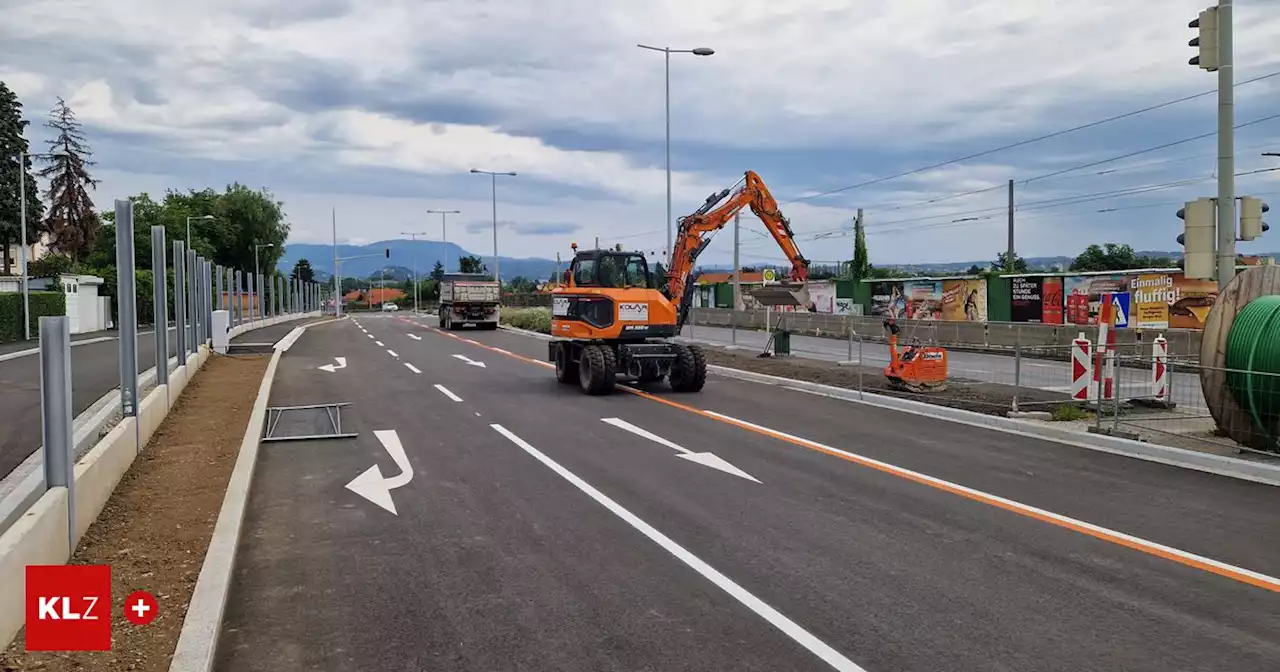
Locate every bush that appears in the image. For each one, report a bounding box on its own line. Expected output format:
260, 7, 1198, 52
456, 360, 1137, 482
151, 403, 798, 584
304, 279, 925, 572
500, 307, 551, 334
28, 253, 76, 279
0, 291, 67, 343
1050, 403, 1093, 422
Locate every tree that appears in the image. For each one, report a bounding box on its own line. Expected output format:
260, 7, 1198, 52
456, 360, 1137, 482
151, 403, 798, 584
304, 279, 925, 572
458, 255, 487, 274
290, 258, 315, 283
992, 251, 1028, 274
38, 98, 101, 262
965, 264, 984, 275
1070, 243, 1172, 272
429, 260, 445, 282
850, 214, 870, 280
0, 81, 45, 274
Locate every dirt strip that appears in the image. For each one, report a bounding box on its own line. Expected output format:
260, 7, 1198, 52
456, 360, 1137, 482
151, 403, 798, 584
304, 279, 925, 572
2, 353, 269, 672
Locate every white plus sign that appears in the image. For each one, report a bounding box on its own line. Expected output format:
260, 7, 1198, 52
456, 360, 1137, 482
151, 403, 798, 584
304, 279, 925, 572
131, 599, 151, 619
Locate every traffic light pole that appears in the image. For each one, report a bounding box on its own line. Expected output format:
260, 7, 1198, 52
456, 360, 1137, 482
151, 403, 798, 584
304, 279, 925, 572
1215, 0, 1235, 292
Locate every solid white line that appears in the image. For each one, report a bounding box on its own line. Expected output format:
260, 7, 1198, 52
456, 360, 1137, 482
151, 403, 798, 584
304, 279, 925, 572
404, 363, 422, 374
602, 418, 692, 455
434, 384, 463, 402
376, 340, 385, 346
387, 349, 399, 358
701, 410, 1280, 590
490, 424, 865, 672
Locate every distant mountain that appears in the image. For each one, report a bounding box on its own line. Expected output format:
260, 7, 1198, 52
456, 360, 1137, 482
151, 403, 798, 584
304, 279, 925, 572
277, 239, 561, 281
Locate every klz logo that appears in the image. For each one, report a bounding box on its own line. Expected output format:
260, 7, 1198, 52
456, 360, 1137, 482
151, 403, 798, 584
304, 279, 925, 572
26, 565, 112, 651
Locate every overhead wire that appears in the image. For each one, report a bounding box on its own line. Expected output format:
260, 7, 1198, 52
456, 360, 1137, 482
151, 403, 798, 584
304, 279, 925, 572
781, 68, 1280, 205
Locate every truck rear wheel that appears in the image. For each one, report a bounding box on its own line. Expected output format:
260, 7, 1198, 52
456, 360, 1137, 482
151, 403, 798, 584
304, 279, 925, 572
669, 343, 707, 392
554, 343, 578, 384
578, 344, 616, 395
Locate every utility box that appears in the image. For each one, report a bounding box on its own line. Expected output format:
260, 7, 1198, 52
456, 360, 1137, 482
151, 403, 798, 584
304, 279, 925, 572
212, 309, 230, 354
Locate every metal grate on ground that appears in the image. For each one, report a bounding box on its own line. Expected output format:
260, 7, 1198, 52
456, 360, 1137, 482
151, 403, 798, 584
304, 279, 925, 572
262, 403, 359, 442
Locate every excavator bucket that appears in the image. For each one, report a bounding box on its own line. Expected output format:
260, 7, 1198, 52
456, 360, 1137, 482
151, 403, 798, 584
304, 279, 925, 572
748, 282, 813, 310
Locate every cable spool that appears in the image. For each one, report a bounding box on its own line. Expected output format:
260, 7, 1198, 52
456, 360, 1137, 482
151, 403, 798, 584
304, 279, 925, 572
1200, 266, 1280, 451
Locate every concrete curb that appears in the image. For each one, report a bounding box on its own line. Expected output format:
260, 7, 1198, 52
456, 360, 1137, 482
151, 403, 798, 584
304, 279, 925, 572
490, 323, 1279, 487
706, 365, 1280, 488
168, 321, 320, 672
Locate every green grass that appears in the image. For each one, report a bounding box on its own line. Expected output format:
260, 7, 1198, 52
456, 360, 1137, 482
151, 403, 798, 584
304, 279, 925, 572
1049, 403, 1093, 422
500, 307, 551, 334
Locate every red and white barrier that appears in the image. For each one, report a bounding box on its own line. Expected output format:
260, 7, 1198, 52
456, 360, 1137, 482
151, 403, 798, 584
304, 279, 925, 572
1071, 333, 1094, 401
1151, 334, 1169, 403
1093, 295, 1117, 401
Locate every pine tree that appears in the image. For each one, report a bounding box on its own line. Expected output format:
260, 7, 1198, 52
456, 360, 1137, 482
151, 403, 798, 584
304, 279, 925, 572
38, 98, 101, 262
0, 82, 45, 274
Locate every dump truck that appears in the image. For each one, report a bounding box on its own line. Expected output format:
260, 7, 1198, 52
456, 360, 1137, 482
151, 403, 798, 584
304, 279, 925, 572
438, 273, 500, 330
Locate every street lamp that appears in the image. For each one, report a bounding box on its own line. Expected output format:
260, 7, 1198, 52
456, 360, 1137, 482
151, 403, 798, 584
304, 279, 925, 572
469, 170, 517, 284
186, 214, 214, 246
253, 243, 275, 283
400, 230, 430, 313
636, 44, 715, 258
11, 151, 70, 340
426, 209, 461, 272
253, 243, 274, 318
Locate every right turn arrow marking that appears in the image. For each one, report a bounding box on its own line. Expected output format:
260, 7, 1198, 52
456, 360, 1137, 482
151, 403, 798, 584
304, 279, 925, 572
601, 418, 760, 483
318, 356, 347, 373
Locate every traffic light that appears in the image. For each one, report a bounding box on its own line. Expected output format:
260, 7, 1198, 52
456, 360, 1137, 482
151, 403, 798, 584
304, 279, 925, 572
1177, 198, 1216, 279
1189, 7, 1220, 71
1239, 196, 1270, 241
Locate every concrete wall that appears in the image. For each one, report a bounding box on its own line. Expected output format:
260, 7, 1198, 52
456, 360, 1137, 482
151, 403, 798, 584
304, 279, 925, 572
0, 311, 319, 650
689, 308, 1204, 359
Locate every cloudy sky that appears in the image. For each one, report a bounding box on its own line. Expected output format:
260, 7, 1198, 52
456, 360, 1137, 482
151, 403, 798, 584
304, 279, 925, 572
4, 0, 1280, 268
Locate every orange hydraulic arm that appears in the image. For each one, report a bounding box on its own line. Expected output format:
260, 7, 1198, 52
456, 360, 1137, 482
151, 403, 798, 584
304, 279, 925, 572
666, 171, 810, 327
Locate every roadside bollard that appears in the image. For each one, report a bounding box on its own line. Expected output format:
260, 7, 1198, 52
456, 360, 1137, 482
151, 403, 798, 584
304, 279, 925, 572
1152, 334, 1169, 404
1070, 332, 1094, 402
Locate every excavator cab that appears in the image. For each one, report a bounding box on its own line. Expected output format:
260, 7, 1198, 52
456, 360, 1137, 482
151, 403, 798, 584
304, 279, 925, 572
883, 318, 949, 393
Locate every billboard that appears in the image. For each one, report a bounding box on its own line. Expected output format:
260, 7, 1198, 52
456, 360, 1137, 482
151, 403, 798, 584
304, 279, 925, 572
903, 280, 944, 320
1042, 277, 1064, 324
1129, 272, 1218, 330
1064, 274, 1130, 326
870, 282, 906, 318
807, 281, 838, 313
1010, 276, 1044, 322
942, 278, 987, 321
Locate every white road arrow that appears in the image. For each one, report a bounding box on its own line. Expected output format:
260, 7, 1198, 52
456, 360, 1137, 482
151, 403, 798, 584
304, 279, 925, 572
601, 418, 760, 483
452, 354, 486, 368
344, 429, 414, 515
407, 334, 422, 340
318, 357, 347, 372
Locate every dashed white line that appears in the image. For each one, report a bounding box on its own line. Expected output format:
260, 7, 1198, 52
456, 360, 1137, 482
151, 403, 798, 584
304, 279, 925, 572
490, 424, 865, 672
375, 340, 385, 346
404, 363, 422, 374
367, 334, 374, 339
434, 384, 463, 402
408, 334, 422, 340
387, 349, 399, 358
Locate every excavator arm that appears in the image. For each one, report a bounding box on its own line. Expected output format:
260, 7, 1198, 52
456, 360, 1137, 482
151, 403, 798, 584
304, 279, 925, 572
665, 170, 810, 329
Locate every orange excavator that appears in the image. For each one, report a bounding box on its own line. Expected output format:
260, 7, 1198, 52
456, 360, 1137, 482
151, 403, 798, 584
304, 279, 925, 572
547, 170, 811, 395
882, 318, 949, 393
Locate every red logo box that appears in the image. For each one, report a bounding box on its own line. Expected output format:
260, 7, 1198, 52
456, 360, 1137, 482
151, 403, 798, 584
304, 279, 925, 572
25, 565, 112, 651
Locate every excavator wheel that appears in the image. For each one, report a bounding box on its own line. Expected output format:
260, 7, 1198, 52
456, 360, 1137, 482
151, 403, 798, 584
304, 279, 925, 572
578, 344, 617, 395
554, 344, 578, 385
669, 343, 707, 393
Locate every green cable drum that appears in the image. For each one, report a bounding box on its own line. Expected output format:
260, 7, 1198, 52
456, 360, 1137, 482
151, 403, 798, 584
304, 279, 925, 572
1224, 295, 1280, 445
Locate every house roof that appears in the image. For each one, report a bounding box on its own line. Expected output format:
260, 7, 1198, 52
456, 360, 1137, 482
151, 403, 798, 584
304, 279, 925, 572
345, 288, 406, 303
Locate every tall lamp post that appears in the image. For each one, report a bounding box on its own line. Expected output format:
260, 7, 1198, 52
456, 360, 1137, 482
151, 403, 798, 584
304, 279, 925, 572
253, 243, 275, 285
12, 151, 70, 340
636, 44, 715, 257
426, 209, 461, 272
469, 170, 517, 284
400, 230, 429, 313
186, 214, 214, 245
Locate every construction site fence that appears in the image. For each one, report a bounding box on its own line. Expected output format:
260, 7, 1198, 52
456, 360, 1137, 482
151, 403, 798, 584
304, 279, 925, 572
687, 307, 1203, 361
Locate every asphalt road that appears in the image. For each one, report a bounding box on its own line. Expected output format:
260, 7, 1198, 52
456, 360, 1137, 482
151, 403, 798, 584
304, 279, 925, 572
0, 326, 181, 478
218, 314, 1279, 672
682, 323, 1207, 408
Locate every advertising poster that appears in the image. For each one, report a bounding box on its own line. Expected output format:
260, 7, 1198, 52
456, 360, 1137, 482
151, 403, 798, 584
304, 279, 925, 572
942, 279, 987, 321
1042, 277, 1064, 324
1010, 276, 1044, 322
1131, 273, 1173, 330
1064, 274, 1131, 325
806, 281, 838, 313
1168, 275, 1217, 329
903, 280, 944, 320
870, 282, 906, 318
